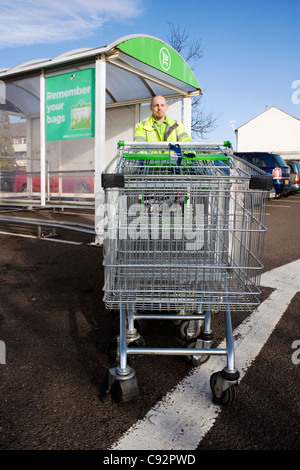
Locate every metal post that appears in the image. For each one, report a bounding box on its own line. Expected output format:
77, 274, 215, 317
40, 70, 46, 206
94, 54, 106, 244
183, 96, 192, 137
224, 305, 237, 373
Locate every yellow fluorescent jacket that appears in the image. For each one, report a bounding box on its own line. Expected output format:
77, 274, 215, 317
134, 115, 191, 142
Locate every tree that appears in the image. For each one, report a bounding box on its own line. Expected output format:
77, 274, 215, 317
0, 111, 15, 170
166, 23, 219, 139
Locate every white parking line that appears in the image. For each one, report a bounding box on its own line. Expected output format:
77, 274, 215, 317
110, 259, 300, 450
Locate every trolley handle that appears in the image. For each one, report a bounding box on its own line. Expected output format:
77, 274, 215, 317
118, 140, 232, 148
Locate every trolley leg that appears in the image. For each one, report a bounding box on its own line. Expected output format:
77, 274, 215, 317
209, 305, 239, 406
126, 308, 145, 355
202, 308, 212, 335
127, 307, 141, 342
118, 304, 130, 373
185, 309, 214, 366
107, 305, 139, 403
224, 305, 237, 375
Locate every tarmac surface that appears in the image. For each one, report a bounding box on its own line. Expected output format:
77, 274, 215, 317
0, 194, 299, 452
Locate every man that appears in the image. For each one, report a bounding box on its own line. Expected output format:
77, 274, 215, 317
134, 95, 191, 142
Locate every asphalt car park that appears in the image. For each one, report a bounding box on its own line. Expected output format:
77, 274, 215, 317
0, 192, 299, 452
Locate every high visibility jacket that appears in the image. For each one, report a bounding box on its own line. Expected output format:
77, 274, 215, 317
134, 115, 191, 142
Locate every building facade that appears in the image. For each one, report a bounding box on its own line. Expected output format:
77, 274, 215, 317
235, 106, 300, 160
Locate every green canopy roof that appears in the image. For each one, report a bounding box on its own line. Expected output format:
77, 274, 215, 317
0, 35, 202, 114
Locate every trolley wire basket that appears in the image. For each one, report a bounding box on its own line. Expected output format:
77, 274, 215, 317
101, 141, 273, 404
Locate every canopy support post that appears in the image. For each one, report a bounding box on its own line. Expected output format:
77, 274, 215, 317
183, 96, 192, 137
94, 53, 106, 244
40, 70, 46, 206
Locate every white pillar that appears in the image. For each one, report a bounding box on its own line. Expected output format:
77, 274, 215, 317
94, 54, 106, 244
183, 96, 192, 137
40, 70, 46, 206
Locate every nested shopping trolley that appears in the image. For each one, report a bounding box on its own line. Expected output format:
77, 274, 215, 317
101, 140, 272, 405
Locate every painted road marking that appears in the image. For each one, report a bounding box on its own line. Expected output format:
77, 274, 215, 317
111, 259, 300, 450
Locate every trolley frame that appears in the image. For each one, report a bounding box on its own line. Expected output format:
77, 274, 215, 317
102, 141, 272, 404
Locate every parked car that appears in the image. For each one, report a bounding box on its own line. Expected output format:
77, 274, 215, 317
233, 152, 291, 197
286, 160, 300, 194
13, 171, 94, 196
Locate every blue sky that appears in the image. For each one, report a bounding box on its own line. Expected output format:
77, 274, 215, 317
0, 0, 299, 147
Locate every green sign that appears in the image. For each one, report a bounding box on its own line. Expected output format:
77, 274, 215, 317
116, 37, 201, 90
45, 68, 95, 141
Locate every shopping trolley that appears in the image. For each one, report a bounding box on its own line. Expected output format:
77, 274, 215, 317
101, 141, 273, 405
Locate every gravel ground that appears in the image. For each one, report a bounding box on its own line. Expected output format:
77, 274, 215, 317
0, 195, 299, 451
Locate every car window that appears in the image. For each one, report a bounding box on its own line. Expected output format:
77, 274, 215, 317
250, 157, 269, 169
272, 154, 288, 167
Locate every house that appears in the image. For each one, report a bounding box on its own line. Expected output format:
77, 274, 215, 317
235, 106, 300, 160
10, 121, 27, 161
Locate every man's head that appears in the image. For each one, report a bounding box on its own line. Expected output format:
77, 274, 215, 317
150, 95, 168, 124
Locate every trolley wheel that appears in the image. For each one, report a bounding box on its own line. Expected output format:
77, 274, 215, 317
178, 320, 203, 340
185, 338, 210, 366
112, 315, 146, 334
110, 375, 139, 403
210, 372, 237, 407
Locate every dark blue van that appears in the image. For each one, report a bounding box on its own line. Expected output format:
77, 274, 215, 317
234, 152, 291, 197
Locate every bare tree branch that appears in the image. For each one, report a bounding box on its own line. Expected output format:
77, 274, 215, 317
166, 22, 204, 69
166, 22, 218, 138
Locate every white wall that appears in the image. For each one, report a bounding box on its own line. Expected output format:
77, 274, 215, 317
236, 107, 300, 157
105, 105, 136, 167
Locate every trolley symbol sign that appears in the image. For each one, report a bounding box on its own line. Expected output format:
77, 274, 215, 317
159, 47, 171, 71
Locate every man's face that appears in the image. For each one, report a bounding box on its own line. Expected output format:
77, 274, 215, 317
150, 96, 168, 122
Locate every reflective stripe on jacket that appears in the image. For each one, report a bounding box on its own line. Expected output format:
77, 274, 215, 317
134, 115, 191, 142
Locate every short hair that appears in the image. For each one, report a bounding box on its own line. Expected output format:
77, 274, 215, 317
151, 95, 167, 106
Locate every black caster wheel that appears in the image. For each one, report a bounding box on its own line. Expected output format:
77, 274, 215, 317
179, 320, 202, 340
185, 338, 210, 366
109, 373, 139, 403
210, 372, 237, 407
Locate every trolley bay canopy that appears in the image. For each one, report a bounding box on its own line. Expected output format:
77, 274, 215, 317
0, 35, 202, 242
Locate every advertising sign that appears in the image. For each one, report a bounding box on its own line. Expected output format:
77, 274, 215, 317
45, 68, 95, 141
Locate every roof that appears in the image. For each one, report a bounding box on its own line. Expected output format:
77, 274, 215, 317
235, 106, 300, 132
0, 35, 202, 115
